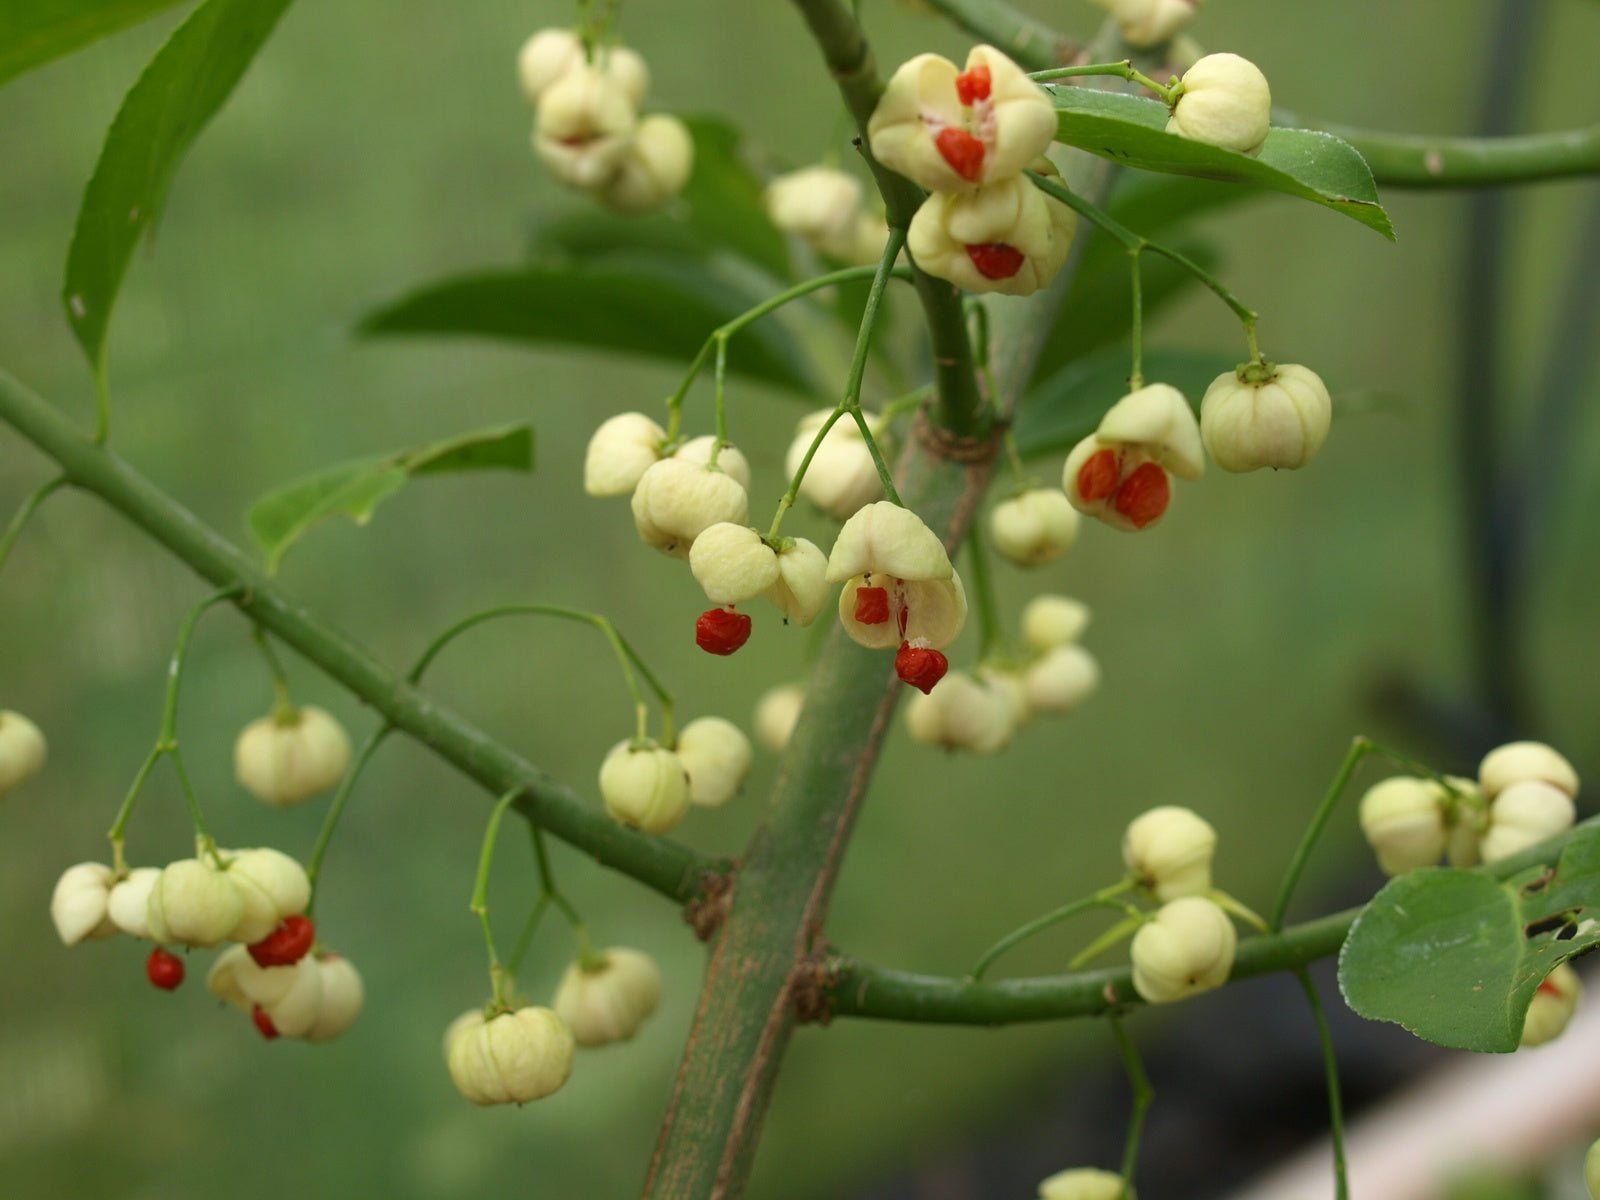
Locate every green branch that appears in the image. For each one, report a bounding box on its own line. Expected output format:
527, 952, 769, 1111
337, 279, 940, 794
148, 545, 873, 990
789, 0, 987, 437
0, 367, 716, 906
1316, 120, 1600, 189
825, 820, 1591, 1025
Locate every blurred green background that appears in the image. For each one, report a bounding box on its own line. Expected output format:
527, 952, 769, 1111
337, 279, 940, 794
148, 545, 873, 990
2, 1, 1598, 1197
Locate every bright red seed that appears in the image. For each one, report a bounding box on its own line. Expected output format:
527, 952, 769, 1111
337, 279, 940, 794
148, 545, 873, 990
1076, 448, 1121, 503
965, 242, 1025, 280
895, 643, 949, 694
696, 607, 752, 656
252, 1004, 280, 1041
1538, 979, 1563, 997
1113, 462, 1171, 529
248, 915, 317, 968
954, 64, 992, 105
854, 586, 891, 625
146, 947, 185, 991
934, 128, 985, 182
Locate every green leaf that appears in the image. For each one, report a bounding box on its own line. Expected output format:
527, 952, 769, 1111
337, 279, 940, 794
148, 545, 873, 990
1339, 825, 1600, 1052
678, 116, 791, 280
359, 257, 818, 395
61, 0, 294, 372
0, 0, 191, 88
248, 424, 533, 573
1013, 347, 1236, 460
1050, 87, 1394, 238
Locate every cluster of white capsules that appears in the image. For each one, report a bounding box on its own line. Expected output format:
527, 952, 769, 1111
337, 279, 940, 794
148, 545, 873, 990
868, 45, 1075, 296
47, 700, 361, 1039
1359, 740, 1584, 1049
443, 945, 664, 1107
517, 28, 693, 212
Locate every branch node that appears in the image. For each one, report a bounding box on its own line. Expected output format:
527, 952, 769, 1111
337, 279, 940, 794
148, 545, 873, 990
915, 408, 1000, 465
683, 865, 737, 941
792, 951, 839, 1026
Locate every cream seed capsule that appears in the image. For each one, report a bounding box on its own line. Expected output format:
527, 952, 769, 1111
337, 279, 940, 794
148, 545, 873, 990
1166, 53, 1272, 156
763, 538, 829, 626
765, 166, 865, 252
146, 857, 245, 949
1021, 595, 1091, 651
516, 28, 584, 103
235, 705, 352, 808
1358, 777, 1450, 876
599, 740, 691, 833
989, 488, 1081, 566
223, 847, 311, 945
107, 866, 161, 938
599, 114, 695, 212
1096, 0, 1198, 48
826, 501, 952, 584
1064, 383, 1204, 532
907, 174, 1076, 297
552, 947, 663, 1046
836, 573, 967, 651
904, 670, 1016, 755
754, 684, 805, 754
534, 61, 639, 191
1038, 1167, 1134, 1200
1520, 962, 1582, 1048
671, 436, 751, 491
1129, 896, 1236, 1003
1481, 779, 1575, 862
1123, 806, 1217, 900
584, 412, 667, 497
675, 716, 752, 809
689, 524, 781, 605
869, 45, 1056, 193
1585, 1136, 1600, 1198
0, 709, 47, 796
784, 409, 886, 520
1200, 363, 1332, 472
631, 458, 748, 558
448, 1007, 575, 1105
50, 862, 119, 946
1479, 740, 1579, 800
305, 954, 366, 1042
1023, 643, 1100, 713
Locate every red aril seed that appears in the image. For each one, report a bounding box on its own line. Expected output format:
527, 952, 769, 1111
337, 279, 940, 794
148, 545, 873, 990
146, 947, 185, 991
954, 64, 992, 105
248, 914, 316, 968
965, 242, 1025, 280
934, 128, 985, 182
252, 1004, 280, 1040
1112, 462, 1171, 529
1538, 979, 1562, 997
696, 607, 752, 655
854, 586, 890, 625
1077, 448, 1121, 503
895, 643, 949, 694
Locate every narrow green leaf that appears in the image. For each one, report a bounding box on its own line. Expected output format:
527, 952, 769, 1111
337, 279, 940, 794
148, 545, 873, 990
249, 461, 406, 575
249, 424, 534, 573
1013, 347, 1236, 460
1050, 87, 1394, 238
400, 424, 534, 475
359, 258, 818, 394
0, 0, 190, 88
678, 116, 792, 280
61, 0, 294, 372
1339, 825, 1600, 1052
